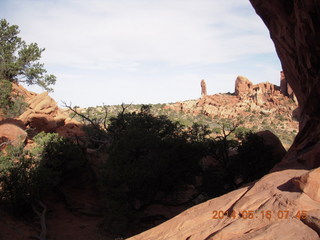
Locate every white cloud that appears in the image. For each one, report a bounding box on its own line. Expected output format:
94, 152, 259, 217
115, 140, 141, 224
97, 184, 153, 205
7, 0, 274, 67
1, 0, 280, 107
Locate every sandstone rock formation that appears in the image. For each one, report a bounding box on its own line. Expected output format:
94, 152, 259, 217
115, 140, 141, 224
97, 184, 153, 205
249, 0, 320, 170
128, 168, 320, 240
234, 76, 253, 96
201, 79, 207, 98
164, 77, 298, 148
13, 84, 85, 138
0, 119, 27, 147
234, 75, 279, 104
280, 71, 296, 101
293, 168, 320, 202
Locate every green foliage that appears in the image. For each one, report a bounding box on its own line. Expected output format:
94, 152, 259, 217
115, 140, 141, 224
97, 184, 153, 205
0, 80, 28, 117
234, 126, 252, 139
0, 79, 12, 112
100, 105, 206, 234
31, 132, 86, 187
230, 132, 277, 182
0, 132, 86, 214
0, 19, 56, 91
187, 123, 211, 142
275, 113, 285, 121
0, 144, 41, 213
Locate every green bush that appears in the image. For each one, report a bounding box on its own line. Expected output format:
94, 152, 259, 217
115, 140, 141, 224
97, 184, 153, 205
0, 79, 27, 117
31, 132, 86, 186
0, 144, 41, 213
100, 106, 206, 234
229, 132, 276, 183
234, 126, 252, 139
0, 132, 86, 214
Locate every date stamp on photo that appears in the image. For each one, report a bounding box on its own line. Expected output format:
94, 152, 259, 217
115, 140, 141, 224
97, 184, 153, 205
212, 210, 307, 220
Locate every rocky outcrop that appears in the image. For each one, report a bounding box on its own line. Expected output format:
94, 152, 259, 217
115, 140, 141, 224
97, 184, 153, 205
128, 168, 320, 240
19, 92, 60, 130
201, 79, 207, 98
235, 76, 280, 105
13, 85, 85, 138
165, 78, 298, 148
293, 168, 320, 202
234, 76, 253, 96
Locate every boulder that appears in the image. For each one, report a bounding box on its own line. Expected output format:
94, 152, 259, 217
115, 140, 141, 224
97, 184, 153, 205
293, 168, 320, 202
28, 92, 58, 115
256, 130, 287, 162
0, 119, 27, 147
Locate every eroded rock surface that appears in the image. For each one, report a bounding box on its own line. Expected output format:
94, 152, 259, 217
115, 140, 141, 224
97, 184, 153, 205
13, 84, 85, 138
128, 168, 320, 240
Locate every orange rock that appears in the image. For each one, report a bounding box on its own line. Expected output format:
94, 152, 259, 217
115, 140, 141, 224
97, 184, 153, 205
235, 76, 253, 96
56, 120, 86, 138
0, 119, 27, 146
293, 168, 320, 202
28, 113, 57, 133
28, 92, 58, 114
128, 169, 320, 240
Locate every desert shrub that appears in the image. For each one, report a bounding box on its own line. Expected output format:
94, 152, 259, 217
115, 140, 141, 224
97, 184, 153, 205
31, 132, 86, 186
0, 79, 12, 112
0, 132, 86, 214
203, 130, 280, 194
100, 105, 206, 234
0, 144, 41, 214
201, 165, 229, 198
234, 126, 252, 139
229, 132, 276, 183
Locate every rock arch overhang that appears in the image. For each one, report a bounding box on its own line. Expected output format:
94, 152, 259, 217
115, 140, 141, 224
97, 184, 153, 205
249, 0, 320, 169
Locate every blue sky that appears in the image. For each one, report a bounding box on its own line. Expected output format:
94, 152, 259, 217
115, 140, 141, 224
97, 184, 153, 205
1, 0, 281, 107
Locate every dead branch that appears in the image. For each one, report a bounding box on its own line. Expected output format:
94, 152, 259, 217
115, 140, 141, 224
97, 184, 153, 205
32, 201, 47, 240
62, 101, 102, 130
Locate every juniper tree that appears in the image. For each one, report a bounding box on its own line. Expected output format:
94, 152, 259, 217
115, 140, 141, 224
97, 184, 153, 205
0, 19, 56, 91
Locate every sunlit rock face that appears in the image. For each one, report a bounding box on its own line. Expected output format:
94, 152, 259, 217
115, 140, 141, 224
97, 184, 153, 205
249, 0, 320, 170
